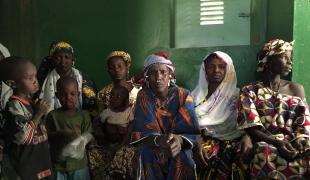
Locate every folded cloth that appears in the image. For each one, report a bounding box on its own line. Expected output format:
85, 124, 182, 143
60, 132, 93, 160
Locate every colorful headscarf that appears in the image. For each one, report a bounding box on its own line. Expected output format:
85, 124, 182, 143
257, 39, 294, 72
0, 43, 10, 58
49, 41, 74, 56
191, 51, 242, 140
107, 51, 131, 67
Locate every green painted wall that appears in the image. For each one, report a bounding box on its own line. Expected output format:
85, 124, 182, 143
293, 0, 310, 98
0, 0, 294, 91
266, 0, 293, 41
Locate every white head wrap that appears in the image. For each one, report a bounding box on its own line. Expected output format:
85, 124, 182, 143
0, 43, 10, 58
144, 53, 175, 75
191, 51, 243, 140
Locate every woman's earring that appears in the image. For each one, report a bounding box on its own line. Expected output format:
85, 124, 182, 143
168, 80, 171, 86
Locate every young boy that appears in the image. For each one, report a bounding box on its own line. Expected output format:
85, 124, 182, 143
45, 77, 92, 180
1, 56, 53, 179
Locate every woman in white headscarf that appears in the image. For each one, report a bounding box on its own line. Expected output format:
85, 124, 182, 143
0, 43, 18, 180
192, 51, 252, 180
0, 43, 12, 110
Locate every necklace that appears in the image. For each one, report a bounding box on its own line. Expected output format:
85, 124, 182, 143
265, 80, 281, 97
194, 96, 208, 108
270, 80, 282, 94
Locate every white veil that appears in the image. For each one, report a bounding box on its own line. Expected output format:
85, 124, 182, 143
191, 51, 243, 140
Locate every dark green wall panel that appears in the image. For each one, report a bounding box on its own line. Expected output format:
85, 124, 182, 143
293, 0, 310, 98
0, 0, 294, 91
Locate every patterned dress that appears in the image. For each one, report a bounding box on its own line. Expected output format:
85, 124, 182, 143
196, 136, 249, 180
87, 111, 136, 180
238, 81, 310, 179
131, 86, 200, 180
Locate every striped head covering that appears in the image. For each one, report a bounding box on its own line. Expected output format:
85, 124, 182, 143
143, 51, 176, 85
257, 39, 294, 72
144, 51, 175, 74
107, 51, 131, 67
49, 41, 74, 56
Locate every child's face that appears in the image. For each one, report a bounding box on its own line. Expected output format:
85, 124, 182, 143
110, 89, 128, 109
57, 82, 79, 110
53, 52, 73, 75
16, 62, 39, 95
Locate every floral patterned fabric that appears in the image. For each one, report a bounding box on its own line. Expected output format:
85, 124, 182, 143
87, 143, 135, 180
257, 39, 294, 72
238, 81, 310, 179
196, 136, 249, 180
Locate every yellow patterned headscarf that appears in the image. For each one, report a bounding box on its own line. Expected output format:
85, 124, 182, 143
106, 51, 131, 67
49, 41, 74, 56
257, 39, 294, 72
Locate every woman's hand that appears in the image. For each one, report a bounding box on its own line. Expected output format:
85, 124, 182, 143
275, 140, 297, 161
193, 141, 208, 167
292, 138, 308, 151
201, 128, 209, 139
236, 135, 253, 163
156, 133, 183, 158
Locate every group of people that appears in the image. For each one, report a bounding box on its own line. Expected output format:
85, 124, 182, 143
0, 38, 309, 180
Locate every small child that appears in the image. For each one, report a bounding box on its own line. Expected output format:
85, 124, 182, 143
97, 85, 135, 179
45, 77, 92, 180
100, 85, 134, 144
1, 56, 53, 179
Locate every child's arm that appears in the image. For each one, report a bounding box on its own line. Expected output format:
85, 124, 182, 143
6, 99, 49, 145
45, 114, 80, 147
32, 99, 49, 126
121, 107, 135, 144
81, 111, 93, 144
60, 111, 93, 160
81, 110, 92, 134
121, 122, 133, 144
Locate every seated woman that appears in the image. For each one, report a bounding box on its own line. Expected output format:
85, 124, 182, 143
130, 51, 200, 180
36, 40, 60, 86
0, 43, 12, 110
0, 44, 16, 180
88, 51, 139, 180
39, 41, 97, 114
238, 39, 310, 179
192, 51, 252, 179
97, 51, 141, 111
